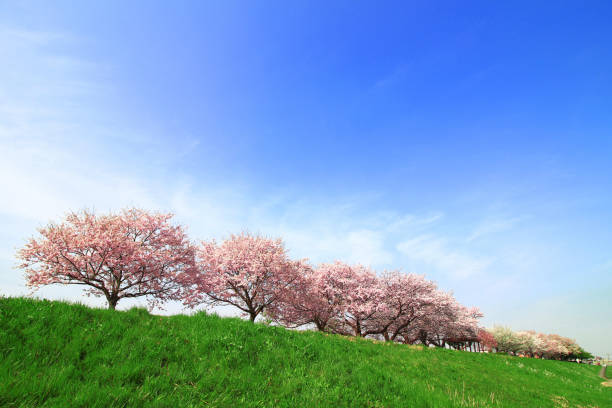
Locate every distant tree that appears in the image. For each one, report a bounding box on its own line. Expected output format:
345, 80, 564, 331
574, 347, 594, 360
17, 208, 196, 310
478, 329, 497, 351
516, 331, 545, 357
444, 305, 483, 348
485, 328, 589, 360
556, 335, 582, 360
185, 233, 307, 322
399, 294, 481, 350
538, 333, 583, 360
490, 326, 524, 354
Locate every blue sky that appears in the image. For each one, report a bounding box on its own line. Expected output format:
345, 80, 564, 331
1, 1, 611, 356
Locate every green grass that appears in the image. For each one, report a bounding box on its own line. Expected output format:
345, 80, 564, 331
1, 297, 610, 407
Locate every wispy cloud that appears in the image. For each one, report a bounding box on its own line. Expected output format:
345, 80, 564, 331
467, 216, 525, 242
397, 234, 492, 279
0, 27, 70, 46
165, 186, 436, 268
373, 63, 411, 89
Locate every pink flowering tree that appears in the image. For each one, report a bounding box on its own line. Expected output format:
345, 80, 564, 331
540, 334, 578, 359
395, 291, 483, 350
327, 262, 383, 337
185, 233, 307, 322
267, 261, 384, 336
399, 289, 457, 346
16, 208, 196, 310
478, 329, 497, 351
443, 305, 483, 350
482, 328, 586, 360
516, 331, 540, 356
371, 271, 439, 341
266, 264, 340, 331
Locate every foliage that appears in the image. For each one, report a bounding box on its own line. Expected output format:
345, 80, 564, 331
575, 347, 594, 360
319, 262, 383, 337
268, 263, 482, 347
1, 297, 610, 408
488, 327, 591, 360
490, 326, 526, 354
477, 328, 497, 351
184, 233, 308, 322
16, 209, 196, 309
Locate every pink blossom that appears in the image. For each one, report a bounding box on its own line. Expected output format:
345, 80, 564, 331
17, 208, 196, 309
185, 233, 307, 322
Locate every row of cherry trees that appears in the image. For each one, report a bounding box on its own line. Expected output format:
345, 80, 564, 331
487, 327, 591, 360
17, 208, 483, 347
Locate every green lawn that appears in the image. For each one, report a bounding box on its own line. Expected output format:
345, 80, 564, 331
1, 297, 610, 407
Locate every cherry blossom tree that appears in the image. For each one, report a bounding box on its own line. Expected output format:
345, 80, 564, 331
370, 271, 439, 341
268, 261, 385, 336
17, 208, 196, 310
490, 326, 524, 353
185, 233, 307, 322
556, 335, 582, 358
477, 328, 498, 352
266, 263, 340, 331
399, 290, 460, 346
516, 331, 540, 357
444, 305, 483, 349
539, 333, 579, 360
484, 327, 588, 360
323, 262, 383, 337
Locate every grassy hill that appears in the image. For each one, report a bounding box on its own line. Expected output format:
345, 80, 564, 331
1, 297, 610, 407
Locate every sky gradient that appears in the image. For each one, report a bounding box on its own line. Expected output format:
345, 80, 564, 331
1, 1, 611, 356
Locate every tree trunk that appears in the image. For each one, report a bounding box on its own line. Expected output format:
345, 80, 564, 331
107, 297, 118, 310
354, 321, 362, 337
249, 312, 257, 322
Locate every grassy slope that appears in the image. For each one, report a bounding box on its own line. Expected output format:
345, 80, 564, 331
0, 298, 610, 408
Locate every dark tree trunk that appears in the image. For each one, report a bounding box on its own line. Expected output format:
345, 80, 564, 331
354, 321, 362, 337
106, 292, 120, 310
108, 297, 118, 310
418, 330, 428, 346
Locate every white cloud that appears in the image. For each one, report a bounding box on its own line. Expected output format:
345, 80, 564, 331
345, 230, 393, 266
596, 259, 612, 272
397, 234, 492, 279
0, 27, 69, 46
0, 136, 160, 221
467, 216, 525, 242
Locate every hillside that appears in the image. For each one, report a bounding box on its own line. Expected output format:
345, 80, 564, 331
0, 297, 609, 408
